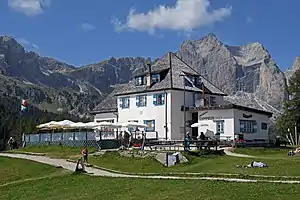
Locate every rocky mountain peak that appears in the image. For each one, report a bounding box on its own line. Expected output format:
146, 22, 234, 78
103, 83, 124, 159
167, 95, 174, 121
178, 34, 287, 110
0, 36, 25, 55
226, 42, 273, 67
292, 56, 300, 71
180, 33, 226, 60
285, 56, 300, 84
0, 34, 291, 117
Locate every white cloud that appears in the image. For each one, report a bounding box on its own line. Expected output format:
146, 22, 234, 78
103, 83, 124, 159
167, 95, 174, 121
246, 16, 253, 24
81, 23, 96, 32
8, 0, 51, 16
113, 0, 232, 33
17, 38, 39, 49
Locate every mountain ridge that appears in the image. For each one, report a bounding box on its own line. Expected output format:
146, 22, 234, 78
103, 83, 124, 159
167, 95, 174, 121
0, 34, 298, 118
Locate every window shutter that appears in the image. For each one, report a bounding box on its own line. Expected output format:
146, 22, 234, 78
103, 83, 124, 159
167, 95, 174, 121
127, 98, 130, 108
253, 121, 257, 133
144, 95, 147, 106
136, 96, 139, 107
119, 98, 123, 108
152, 120, 155, 131
221, 122, 224, 133
161, 94, 165, 104
153, 94, 157, 105
216, 122, 218, 133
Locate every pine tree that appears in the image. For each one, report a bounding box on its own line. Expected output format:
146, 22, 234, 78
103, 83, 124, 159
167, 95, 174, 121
0, 94, 90, 150
276, 69, 300, 142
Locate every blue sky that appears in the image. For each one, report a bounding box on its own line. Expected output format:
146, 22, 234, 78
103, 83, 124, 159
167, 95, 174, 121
1, 0, 299, 70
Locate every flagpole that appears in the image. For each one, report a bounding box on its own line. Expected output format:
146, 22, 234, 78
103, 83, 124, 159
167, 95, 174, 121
20, 99, 28, 142
20, 100, 23, 143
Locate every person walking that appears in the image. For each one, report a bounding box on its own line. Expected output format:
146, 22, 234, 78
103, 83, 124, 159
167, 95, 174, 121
81, 147, 88, 164
7, 137, 15, 150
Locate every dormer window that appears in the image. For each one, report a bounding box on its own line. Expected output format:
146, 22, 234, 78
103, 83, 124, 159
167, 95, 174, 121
135, 76, 146, 86
193, 76, 202, 87
151, 74, 160, 83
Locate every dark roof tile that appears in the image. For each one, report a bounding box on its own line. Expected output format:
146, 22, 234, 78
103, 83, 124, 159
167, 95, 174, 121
93, 52, 226, 113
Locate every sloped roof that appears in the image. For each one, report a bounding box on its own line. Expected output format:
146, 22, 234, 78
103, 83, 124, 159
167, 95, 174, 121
116, 52, 225, 96
91, 84, 125, 113
92, 52, 226, 113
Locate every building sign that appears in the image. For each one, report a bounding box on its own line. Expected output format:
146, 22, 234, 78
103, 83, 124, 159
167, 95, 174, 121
199, 117, 214, 121
199, 116, 224, 121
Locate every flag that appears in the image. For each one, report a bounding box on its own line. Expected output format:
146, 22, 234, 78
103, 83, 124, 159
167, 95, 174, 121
21, 99, 28, 112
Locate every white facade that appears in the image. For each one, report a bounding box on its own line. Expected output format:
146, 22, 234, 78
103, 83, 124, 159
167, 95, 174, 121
94, 89, 271, 141
196, 108, 270, 141
116, 90, 225, 140
117, 91, 171, 139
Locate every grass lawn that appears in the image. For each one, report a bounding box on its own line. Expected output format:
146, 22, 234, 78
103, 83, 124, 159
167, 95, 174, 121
0, 157, 65, 185
10, 145, 300, 177
234, 147, 294, 158
89, 151, 300, 176
1, 174, 300, 200
10, 145, 96, 159
1, 155, 300, 199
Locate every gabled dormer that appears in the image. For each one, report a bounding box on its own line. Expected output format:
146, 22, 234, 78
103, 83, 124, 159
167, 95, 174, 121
134, 63, 165, 87
184, 74, 203, 88
135, 76, 146, 86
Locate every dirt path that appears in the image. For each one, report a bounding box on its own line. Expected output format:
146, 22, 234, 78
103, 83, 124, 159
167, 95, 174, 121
1, 153, 300, 184
221, 147, 255, 158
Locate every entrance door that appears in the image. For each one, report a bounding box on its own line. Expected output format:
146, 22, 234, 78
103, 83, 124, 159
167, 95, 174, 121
192, 112, 198, 139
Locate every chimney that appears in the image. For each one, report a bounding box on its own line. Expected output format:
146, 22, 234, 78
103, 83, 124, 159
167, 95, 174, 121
146, 63, 152, 87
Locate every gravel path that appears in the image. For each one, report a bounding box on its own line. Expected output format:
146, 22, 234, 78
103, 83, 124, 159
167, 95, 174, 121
1, 152, 300, 184
221, 147, 255, 158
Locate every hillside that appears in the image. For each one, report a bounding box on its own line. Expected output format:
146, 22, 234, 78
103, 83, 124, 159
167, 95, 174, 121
0, 34, 299, 119
0, 94, 86, 150
0, 36, 150, 117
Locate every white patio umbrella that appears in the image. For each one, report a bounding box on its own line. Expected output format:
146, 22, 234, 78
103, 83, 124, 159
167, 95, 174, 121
36, 121, 56, 129
84, 122, 101, 129
69, 122, 88, 128
56, 120, 75, 128
36, 121, 64, 129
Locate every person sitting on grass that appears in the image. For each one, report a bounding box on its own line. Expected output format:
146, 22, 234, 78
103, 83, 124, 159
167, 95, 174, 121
81, 147, 88, 164
288, 147, 300, 156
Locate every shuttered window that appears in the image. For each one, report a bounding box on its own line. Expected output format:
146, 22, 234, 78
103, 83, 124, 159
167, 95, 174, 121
136, 95, 147, 107
153, 93, 165, 106
144, 120, 155, 132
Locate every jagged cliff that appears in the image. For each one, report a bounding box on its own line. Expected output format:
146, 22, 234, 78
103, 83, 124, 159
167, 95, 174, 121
0, 34, 298, 117
177, 33, 288, 110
